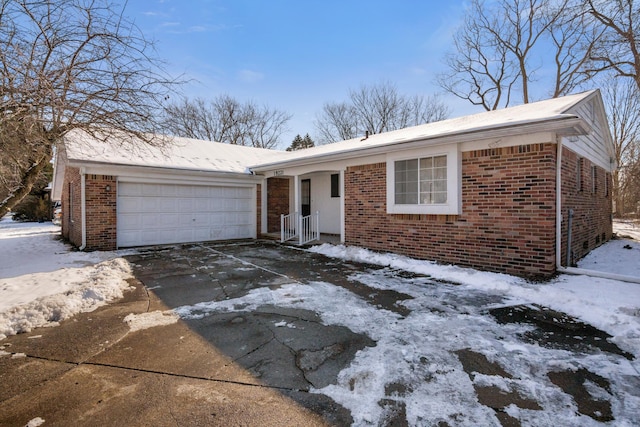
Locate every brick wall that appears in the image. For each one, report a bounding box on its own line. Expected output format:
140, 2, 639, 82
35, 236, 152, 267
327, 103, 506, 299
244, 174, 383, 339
560, 147, 612, 266
345, 143, 558, 278
60, 169, 117, 251
84, 174, 117, 250
61, 167, 82, 247
267, 177, 289, 233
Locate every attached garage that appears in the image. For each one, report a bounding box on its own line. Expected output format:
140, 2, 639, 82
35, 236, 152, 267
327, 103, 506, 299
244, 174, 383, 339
52, 131, 288, 251
117, 182, 255, 247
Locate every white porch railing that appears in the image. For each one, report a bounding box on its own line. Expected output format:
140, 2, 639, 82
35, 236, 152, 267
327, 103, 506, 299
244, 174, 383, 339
281, 212, 298, 242
280, 211, 320, 245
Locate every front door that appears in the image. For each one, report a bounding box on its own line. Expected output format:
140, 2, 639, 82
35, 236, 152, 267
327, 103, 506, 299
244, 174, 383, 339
301, 179, 311, 217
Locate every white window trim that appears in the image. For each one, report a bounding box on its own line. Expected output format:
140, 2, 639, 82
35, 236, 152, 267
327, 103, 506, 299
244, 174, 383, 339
386, 145, 461, 215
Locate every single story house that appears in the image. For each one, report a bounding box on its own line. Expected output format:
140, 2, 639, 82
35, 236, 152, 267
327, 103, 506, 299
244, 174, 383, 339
52, 90, 615, 278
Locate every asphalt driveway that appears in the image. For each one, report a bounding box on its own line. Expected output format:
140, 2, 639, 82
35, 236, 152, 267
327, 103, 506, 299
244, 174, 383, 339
0, 240, 637, 426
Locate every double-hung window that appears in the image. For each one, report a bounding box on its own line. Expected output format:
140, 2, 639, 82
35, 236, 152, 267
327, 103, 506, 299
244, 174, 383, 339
387, 145, 460, 215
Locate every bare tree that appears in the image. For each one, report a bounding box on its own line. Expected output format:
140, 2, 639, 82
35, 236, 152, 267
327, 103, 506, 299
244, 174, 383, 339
314, 102, 360, 143
602, 77, 640, 214
163, 95, 291, 149
315, 82, 450, 144
548, 4, 603, 97
587, 0, 640, 90
0, 0, 179, 217
438, 0, 599, 110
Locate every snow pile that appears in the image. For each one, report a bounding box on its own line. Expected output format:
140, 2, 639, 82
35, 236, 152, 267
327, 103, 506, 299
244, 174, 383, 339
0, 258, 134, 340
0, 216, 136, 340
309, 243, 523, 290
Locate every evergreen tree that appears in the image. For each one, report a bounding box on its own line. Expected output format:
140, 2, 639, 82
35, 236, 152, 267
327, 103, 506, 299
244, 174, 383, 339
286, 134, 315, 151
302, 133, 315, 149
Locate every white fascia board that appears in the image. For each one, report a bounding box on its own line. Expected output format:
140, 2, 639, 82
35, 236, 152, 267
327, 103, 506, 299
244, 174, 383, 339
263, 154, 387, 178
51, 147, 68, 201
251, 117, 589, 173
67, 161, 261, 186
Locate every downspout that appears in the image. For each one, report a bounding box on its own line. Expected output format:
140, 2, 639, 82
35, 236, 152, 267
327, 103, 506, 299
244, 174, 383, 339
555, 138, 563, 270
566, 208, 574, 266
79, 167, 87, 250
555, 138, 640, 284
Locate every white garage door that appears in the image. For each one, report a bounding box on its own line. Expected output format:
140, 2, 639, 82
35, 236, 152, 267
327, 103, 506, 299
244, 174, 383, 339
117, 182, 255, 247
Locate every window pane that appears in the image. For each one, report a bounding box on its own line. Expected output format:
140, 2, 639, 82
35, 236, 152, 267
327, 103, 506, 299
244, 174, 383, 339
394, 155, 447, 206
433, 180, 447, 192
434, 192, 447, 204
420, 157, 433, 169
434, 155, 447, 167
331, 174, 339, 197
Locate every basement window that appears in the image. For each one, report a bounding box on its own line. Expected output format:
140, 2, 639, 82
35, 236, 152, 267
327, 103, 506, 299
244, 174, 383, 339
387, 146, 460, 215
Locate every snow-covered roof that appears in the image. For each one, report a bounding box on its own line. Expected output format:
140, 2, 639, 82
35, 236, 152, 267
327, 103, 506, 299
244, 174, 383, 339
62, 130, 290, 174
250, 90, 597, 170
56, 90, 599, 185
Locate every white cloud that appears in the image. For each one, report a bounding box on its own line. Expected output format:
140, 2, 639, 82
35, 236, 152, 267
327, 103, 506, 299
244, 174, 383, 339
238, 69, 265, 83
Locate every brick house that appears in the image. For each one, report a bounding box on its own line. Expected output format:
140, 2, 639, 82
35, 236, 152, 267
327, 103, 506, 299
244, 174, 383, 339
52, 90, 615, 278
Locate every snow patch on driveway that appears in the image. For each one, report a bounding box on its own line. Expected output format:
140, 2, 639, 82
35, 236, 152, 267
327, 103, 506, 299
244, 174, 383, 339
124, 310, 179, 332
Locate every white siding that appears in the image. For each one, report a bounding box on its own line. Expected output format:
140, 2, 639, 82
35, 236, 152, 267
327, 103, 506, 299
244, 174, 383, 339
305, 172, 341, 235
564, 97, 615, 171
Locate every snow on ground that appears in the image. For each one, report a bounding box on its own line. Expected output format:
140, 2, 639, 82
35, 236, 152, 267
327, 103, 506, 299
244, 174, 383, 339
0, 215, 135, 339
177, 228, 640, 426
613, 218, 640, 242
1, 217, 639, 425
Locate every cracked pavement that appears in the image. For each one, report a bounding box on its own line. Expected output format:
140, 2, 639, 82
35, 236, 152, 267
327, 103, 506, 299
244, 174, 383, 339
0, 240, 637, 426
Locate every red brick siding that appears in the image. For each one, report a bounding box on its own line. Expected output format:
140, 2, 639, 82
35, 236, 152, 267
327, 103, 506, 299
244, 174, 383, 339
84, 175, 117, 250
345, 143, 558, 278
560, 147, 612, 266
267, 177, 289, 233
61, 169, 117, 251
61, 167, 82, 247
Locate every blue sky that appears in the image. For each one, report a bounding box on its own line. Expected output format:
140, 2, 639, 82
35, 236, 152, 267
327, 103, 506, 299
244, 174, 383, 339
126, 0, 481, 147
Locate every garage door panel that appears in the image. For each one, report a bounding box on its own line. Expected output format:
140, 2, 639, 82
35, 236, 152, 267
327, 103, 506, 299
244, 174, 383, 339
117, 182, 254, 247
118, 213, 142, 230
119, 183, 142, 196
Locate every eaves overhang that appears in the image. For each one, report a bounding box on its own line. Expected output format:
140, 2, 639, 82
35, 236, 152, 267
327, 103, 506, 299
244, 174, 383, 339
249, 116, 590, 173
